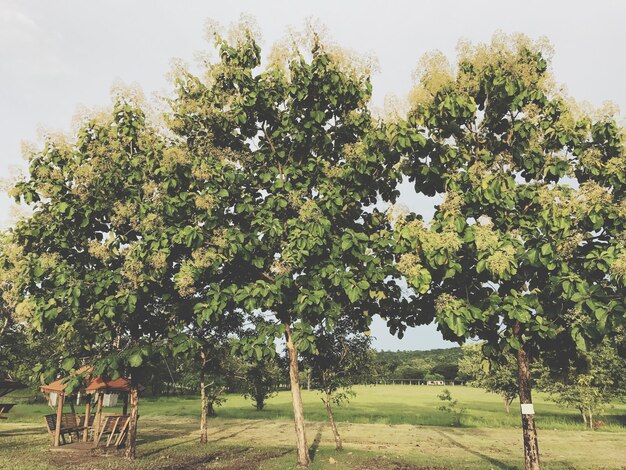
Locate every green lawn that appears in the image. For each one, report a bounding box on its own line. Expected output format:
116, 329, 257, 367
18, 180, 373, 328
1, 385, 625, 469
10, 384, 625, 431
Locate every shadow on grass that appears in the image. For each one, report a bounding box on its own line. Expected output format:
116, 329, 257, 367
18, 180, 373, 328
140, 437, 197, 458
140, 422, 260, 458
433, 429, 510, 470
0, 426, 42, 437
309, 423, 324, 461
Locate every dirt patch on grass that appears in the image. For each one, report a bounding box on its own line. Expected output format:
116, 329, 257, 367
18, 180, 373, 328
47, 447, 122, 468
156, 447, 291, 470
355, 456, 447, 470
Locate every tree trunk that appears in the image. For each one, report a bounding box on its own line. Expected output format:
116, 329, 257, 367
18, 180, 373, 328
200, 376, 208, 444
285, 323, 311, 467
124, 384, 139, 460
504, 395, 511, 413
517, 345, 540, 470
580, 408, 588, 428
588, 408, 593, 430
323, 394, 342, 451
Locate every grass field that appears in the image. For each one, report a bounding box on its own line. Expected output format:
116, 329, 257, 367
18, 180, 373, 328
1, 385, 625, 469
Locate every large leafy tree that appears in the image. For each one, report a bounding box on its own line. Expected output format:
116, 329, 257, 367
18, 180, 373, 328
392, 35, 625, 469
9, 94, 187, 458
168, 22, 406, 466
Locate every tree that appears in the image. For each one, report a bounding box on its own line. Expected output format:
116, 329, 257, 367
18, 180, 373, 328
459, 344, 518, 413
168, 20, 405, 467
169, 306, 243, 443
303, 318, 374, 450
240, 354, 281, 411
392, 34, 624, 469
9, 93, 183, 459
539, 330, 626, 428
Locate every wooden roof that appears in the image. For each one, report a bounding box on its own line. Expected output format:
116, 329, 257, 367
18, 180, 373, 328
40, 367, 131, 395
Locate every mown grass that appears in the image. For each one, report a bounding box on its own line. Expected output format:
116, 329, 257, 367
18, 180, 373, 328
9, 384, 625, 432
2, 385, 625, 469
1, 415, 625, 469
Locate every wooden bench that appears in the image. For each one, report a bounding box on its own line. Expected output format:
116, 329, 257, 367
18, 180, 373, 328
95, 414, 134, 448
0, 403, 14, 419
43, 413, 83, 444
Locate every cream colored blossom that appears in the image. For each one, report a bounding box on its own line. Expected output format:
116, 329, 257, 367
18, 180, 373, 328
270, 259, 291, 276
150, 252, 168, 271
396, 253, 423, 279
611, 251, 626, 282
575, 181, 611, 215
485, 245, 516, 277
162, 147, 190, 171
191, 248, 215, 269
121, 246, 144, 289
440, 191, 464, 216
422, 229, 462, 255
343, 142, 366, 162
14, 298, 36, 321
175, 261, 196, 297
298, 199, 322, 222
139, 213, 163, 233
410, 51, 453, 108
474, 224, 499, 253
556, 233, 584, 258
210, 228, 229, 249
195, 193, 216, 211
435, 293, 463, 315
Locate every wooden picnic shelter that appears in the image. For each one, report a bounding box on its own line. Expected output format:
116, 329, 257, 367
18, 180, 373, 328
40, 367, 132, 448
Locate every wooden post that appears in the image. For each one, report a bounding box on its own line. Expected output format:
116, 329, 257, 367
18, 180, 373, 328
83, 397, 92, 442
54, 393, 64, 447
122, 392, 128, 415
124, 384, 139, 460
94, 392, 104, 438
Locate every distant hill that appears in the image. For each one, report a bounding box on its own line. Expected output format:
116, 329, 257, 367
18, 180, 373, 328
373, 347, 463, 380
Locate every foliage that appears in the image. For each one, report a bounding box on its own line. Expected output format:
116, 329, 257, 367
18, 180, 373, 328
240, 355, 282, 411
374, 347, 462, 380
168, 20, 409, 360
392, 32, 624, 370
538, 331, 626, 428
7, 95, 183, 384
437, 388, 464, 426
458, 344, 519, 412
304, 318, 375, 405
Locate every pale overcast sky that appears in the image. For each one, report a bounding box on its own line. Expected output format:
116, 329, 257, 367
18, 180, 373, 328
1, 0, 625, 351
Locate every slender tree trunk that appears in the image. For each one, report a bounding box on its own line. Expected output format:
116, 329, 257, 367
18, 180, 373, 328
200, 376, 208, 444
588, 409, 593, 430
504, 395, 511, 414
580, 408, 587, 428
285, 323, 310, 467
124, 384, 139, 460
517, 345, 540, 470
323, 394, 342, 451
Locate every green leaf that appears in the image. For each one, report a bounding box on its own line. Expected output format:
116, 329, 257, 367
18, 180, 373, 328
61, 357, 76, 371
128, 353, 143, 368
